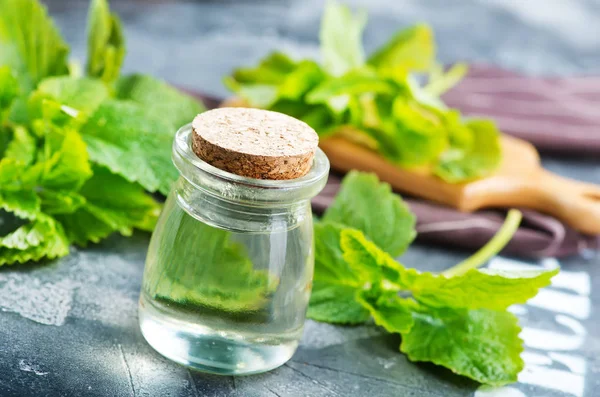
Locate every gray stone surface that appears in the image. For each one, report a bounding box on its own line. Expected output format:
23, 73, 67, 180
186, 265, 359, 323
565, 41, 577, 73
0, 0, 599, 396
2, 234, 598, 396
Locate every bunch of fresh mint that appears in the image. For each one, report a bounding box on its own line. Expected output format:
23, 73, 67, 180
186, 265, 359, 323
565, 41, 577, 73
308, 172, 558, 386
0, 0, 205, 265
226, 1, 501, 183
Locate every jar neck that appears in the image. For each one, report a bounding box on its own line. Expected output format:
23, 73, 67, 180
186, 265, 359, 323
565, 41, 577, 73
171, 124, 329, 232
175, 177, 312, 233
172, 124, 329, 207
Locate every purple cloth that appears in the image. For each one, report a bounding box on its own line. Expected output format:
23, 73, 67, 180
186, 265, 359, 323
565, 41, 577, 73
313, 174, 599, 258
443, 65, 600, 154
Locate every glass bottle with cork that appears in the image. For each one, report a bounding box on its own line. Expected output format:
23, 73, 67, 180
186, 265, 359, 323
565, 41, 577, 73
139, 108, 329, 375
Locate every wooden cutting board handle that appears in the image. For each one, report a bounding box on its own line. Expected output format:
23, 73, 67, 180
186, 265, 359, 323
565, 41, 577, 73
512, 170, 600, 235
321, 136, 600, 235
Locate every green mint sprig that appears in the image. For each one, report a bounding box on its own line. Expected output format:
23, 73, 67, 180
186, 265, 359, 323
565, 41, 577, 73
226, 1, 501, 183
309, 171, 558, 386
0, 0, 205, 265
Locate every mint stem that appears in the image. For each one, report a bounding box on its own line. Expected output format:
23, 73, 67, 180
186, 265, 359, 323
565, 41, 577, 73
443, 209, 523, 278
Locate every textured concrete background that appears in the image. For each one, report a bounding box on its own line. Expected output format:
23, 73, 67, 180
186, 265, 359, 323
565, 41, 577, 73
44, 0, 600, 96
0, 1, 599, 396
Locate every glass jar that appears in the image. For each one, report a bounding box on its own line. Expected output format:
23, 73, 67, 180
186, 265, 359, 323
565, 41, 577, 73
139, 123, 329, 375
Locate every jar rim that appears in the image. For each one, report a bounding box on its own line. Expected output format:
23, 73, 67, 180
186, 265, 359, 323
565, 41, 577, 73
173, 123, 330, 205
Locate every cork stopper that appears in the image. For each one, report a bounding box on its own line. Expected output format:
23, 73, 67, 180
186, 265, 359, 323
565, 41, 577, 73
191, 108, 319, 180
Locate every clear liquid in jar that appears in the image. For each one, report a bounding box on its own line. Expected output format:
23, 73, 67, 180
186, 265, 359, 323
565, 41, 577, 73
138, 193, 313, 375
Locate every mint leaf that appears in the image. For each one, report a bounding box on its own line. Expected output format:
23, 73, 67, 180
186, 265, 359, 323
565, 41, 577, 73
4, 125, 36, 166
80, 99, 177, 194
39, 190, 86, 215
368, 24, 434, 72
86, 0, 125, 84
0, 160, 28, 189
310, 222, 418, 325
311, 226, 418, 327
341, 224, 557, 311
309, 222, 370, 324
77, 166, 159, 232
36, 77, 110, 116
227, 58, 326, 110
232, 52, 297, 85
314, 222, 363, 285
146, 207, 277, 313
425, 62, 468, 97
336, 217, 556, 385
411, 268, 558, 311
306, 69, 397, 114
227, 83, 278, 108
0, 126, 40, 221
0, 125, 91, 221
1, 123, 91, 217
375, 98, 447, 166
400, 307, 523, 386
338, 226, 530, 386
0, 214, 69, 266
356, 290, 416, 333
406, 74, 447, 110
55, 206, 114, 245
0, 126, 11, 158
308, 281, 370, 324
435, 119, 502, 182
340, 228, 420, 286
320, 1, 367, 76
0, 66, 19, 115
323, 171, 415, 256
116, 74, 205, 129
279, 61, 324, 98
306, 173, 555, 385
37, 128, 93, 191
0, 0, 69, 92
0, 130, 153, 260
309, 171, 417, 324
0, 187, 40, 220
57, 166, 160, 245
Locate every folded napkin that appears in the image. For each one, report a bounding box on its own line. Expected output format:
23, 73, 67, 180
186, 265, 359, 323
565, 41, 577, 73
190, 65, 600, 257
